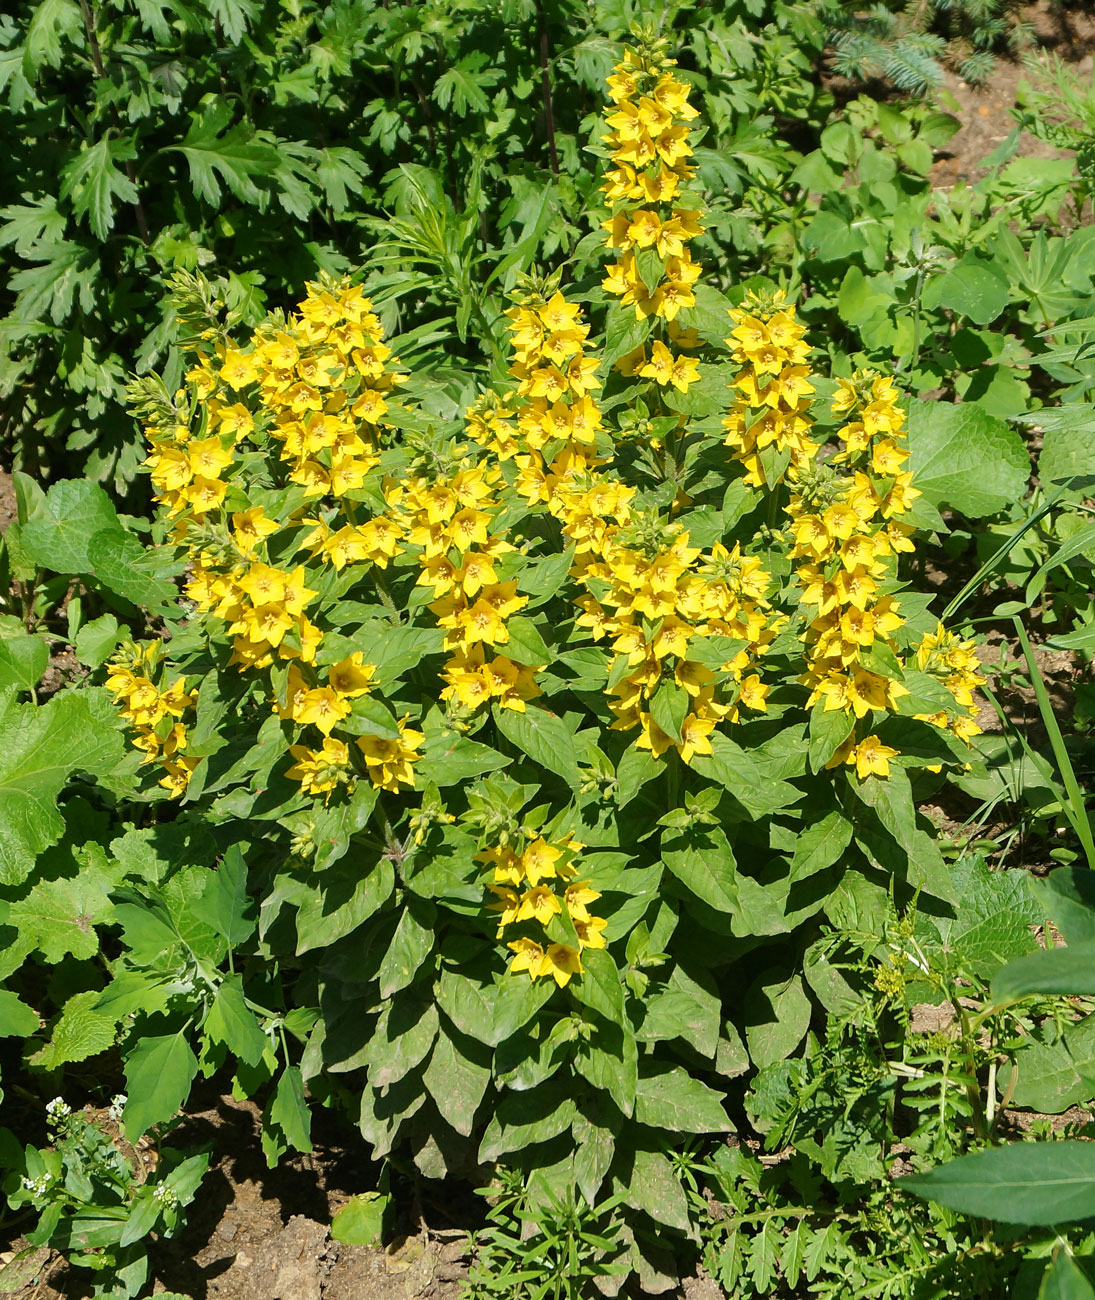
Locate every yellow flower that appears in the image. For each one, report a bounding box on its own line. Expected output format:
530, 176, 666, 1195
327, 653, 376, 698
851, 735, 899, 780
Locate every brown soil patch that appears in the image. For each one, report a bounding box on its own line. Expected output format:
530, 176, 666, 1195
0, 1097, 468, 1300
931, 0, 1095, 186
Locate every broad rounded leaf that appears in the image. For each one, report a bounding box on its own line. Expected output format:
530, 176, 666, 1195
907, 400, 1029, 519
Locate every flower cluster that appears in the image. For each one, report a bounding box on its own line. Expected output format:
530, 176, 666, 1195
784, 367, 921, 779
721, 294, 818, 488
482, 830, 607, 987
121, 279, 424, 800
915, 624, 985, 743
384, 448, 540, 716
576, 524, 777, 763
106, 642, 196, 794
600, 46, 703, 335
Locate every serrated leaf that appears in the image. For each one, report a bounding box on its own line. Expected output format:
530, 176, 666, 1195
23, 0, 82, 75
0, 634, 48, 693
928, 855, 1041, 978
59, 136, 139, 240
167, 102, 278, 207
20, 480, 121, 574
31, 990, 116, 1068
203, 976, 268, 1068
907, 400, 1029, 519
87, 528, 178, 611
0, 688, 122, 886
73, 613, 121, 668
8, 848, 120, 961
192, 845, 255, 947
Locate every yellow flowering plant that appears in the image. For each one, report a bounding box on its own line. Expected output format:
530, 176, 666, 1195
109, 33, 984, 1281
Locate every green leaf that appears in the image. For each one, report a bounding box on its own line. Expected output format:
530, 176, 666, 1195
124, 1031, 199, 1139
20, 480, 121, 574
626, 1148, 691, 1231
294, 858, 394, 955
503, 616, 551, 667
928, 856, 1041, 978
1004, 1014, 1095, 1114
1031, 868, 1095, 946
1037, 421, 1095, 486
569, 948, 624, 1025
379, 900, 435, 999
0, 635, 48, 694
1038, 1251, 1095, 1300
422, 1028, 489, 1136
0, 990, 38, 1037
790, 811, 853, 883
418, 731, 507, 787
993, 945, 1095, 1002
495, 705, 583, 786
906, 400, 1029, 519
649, 680, 688, 745
900, 1141, 1095, 1224
615, 744, 661, 808
634, 1065, 730, 1133
309, 783, 378, 871
744, 971, 811, 1069
478, 1085, 576, 1162
73, 613, 121, 668
22, 0, 82, 75
437, 969, 497, 1045
30, 989, 116, 1067
332, 1193, 389, 1246
167, 102, 278, 207
203, 976, 268, 1068
87, 529, 178, 611
59, 137, 139, 240
850, 768, 957, 905
691, 734, 803, 819
0, 689, 122, 886
192, 846, 255, 947
924, 254, 1009, 325
807, 702, 854, 773
268, 1065, 313, 1153
661, 827, 738, 913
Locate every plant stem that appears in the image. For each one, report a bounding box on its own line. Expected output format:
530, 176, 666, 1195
536, 0, 560, 177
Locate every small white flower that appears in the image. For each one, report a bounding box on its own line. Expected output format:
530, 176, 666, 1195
108, 1094, 127, 1121
45, 1098, 71, 1128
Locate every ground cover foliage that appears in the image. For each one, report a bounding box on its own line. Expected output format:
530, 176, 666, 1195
2, 3, 1095, 1299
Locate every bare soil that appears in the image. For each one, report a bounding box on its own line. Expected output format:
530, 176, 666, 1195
0, 1097, 468, 1300
931, 1, 1095, 187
